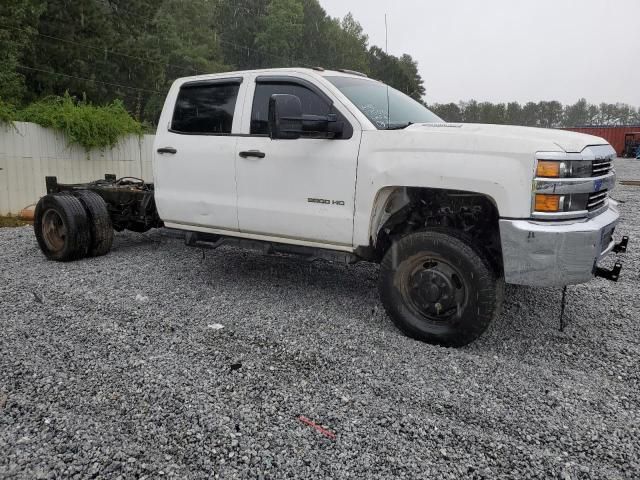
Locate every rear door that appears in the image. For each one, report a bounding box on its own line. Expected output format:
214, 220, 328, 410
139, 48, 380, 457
234, 74, 361, 246
153, 76, 246, 231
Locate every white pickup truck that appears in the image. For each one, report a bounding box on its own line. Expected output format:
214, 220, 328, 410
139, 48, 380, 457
34, 68, 628, 346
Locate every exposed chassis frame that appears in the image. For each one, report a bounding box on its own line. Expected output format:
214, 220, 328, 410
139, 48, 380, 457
45, 174, 163, 233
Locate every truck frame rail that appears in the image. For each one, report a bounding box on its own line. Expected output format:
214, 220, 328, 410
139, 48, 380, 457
45, 174, 162, 233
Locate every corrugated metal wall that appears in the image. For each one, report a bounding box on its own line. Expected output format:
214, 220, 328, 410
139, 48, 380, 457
0, 121, 154, 215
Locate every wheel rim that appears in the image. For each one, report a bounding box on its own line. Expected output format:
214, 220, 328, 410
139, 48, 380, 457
42, 209, 67, 253
399, 254, 469, 323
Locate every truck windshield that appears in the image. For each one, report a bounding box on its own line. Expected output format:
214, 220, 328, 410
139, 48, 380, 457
325, 76, 443, 130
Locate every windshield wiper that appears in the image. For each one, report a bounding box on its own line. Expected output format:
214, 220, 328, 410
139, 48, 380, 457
386, 122, 413, 130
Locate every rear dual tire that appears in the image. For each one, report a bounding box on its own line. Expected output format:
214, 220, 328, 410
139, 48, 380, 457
34, 191, 113, 261
34, 194, 90, 261
75, 190, 113, 257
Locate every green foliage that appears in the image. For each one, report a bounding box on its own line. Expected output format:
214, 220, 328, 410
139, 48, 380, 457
368, 47, 424, 101
0, 98, 16, 124
6, 0, 426, 123
333, 13, 370, 73
0, 0, 45, 101
217, 0, 271, 70
20, 0, 228, 123
430, 98, 640, 127
16, 94, 143, 150
13, 0, 635, 129
256, 0, 304, 66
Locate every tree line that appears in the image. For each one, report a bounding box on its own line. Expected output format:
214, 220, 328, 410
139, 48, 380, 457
429, 99, 640, 128
1, 0, 424, 125
2, 0, 637, 128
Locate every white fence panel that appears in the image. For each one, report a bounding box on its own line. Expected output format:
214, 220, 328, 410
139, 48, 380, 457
0, 121, 155, 215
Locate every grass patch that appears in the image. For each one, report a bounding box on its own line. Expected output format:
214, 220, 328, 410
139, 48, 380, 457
0, 216, 30, 228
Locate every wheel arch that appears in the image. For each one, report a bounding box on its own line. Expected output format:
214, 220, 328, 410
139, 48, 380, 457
365, 185, 503, 274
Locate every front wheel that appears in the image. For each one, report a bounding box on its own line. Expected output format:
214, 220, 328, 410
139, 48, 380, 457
379, 230, 502, 347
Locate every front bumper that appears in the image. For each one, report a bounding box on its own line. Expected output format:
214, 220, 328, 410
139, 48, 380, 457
499, 202, 620, 286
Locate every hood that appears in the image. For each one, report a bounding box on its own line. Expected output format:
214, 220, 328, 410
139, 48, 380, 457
405, 123, 609, 154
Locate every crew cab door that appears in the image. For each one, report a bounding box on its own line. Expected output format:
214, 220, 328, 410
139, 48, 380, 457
153, 76, 246, 231
234, 74, 361, 246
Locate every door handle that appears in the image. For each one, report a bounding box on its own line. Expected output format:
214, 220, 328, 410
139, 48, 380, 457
157, 147, 177, 154
239, 150, 266, 159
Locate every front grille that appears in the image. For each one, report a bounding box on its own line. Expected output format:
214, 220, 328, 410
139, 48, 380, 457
591, 159, 613, 177
587, 189, 608, 211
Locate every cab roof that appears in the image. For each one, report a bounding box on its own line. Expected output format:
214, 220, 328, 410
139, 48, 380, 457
174, 67, 371, 84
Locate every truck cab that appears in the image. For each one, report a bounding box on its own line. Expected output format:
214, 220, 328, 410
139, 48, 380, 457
153, 69, 371, 248
34, 68, 629, 346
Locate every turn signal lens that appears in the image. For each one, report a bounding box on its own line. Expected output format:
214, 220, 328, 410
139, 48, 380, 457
535, 194, 561, 212
536, 160, 561, 178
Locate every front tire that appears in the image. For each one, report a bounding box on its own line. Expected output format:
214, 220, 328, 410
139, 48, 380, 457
379, 230, 502, 347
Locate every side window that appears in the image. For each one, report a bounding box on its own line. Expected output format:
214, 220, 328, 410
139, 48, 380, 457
171, 82, 240, 134
251, 82, 331, 137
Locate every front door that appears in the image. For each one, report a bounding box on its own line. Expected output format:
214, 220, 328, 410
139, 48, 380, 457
153, 77, 245, 231
235, 75, 361, 246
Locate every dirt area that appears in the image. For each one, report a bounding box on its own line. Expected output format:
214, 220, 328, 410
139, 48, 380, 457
0, 216, 29, 228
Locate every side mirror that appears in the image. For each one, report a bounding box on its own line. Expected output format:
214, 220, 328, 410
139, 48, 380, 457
269, 94, 303, 140
268, 93, 344, 139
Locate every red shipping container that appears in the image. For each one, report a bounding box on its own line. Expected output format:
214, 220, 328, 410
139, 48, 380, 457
563, 126, 640, 156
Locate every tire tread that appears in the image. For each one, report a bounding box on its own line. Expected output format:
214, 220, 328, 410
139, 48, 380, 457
75, 190, 113, 257
34, 193, 90, 261
379, 229, 501, 347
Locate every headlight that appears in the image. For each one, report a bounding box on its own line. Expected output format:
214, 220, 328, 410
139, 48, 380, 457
536, 160, 592, 178
534, 193, 590, 213
533, 146, 615, 219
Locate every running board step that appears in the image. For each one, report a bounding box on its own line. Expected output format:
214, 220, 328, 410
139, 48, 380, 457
184, 231, 360, 264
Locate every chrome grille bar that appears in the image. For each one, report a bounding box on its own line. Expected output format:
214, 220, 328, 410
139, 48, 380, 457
591, 160, 613, 177
587, 190, 608, 210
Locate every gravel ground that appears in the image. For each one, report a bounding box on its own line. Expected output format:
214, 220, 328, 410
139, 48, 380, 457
1, 159, 639, 479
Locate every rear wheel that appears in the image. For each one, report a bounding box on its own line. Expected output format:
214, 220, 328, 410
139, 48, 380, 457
379, 230, 502, 347
75, 190, 113, 256
34, 194, 90, 261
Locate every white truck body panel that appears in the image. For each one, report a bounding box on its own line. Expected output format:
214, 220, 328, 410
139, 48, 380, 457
153, 78, 249, 231
153, 67, 620, 287
351, 123, 607, 246
233, 72, 361, 245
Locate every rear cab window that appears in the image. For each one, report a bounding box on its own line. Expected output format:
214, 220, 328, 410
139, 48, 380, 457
171, 79, 242, 135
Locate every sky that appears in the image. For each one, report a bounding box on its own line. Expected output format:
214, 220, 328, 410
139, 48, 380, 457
319, 0, 640, 106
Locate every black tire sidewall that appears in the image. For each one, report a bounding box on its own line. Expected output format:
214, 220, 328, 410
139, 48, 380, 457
379, 230, 499, 347
34, 194, 90, 261
75, 190, 113, 257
